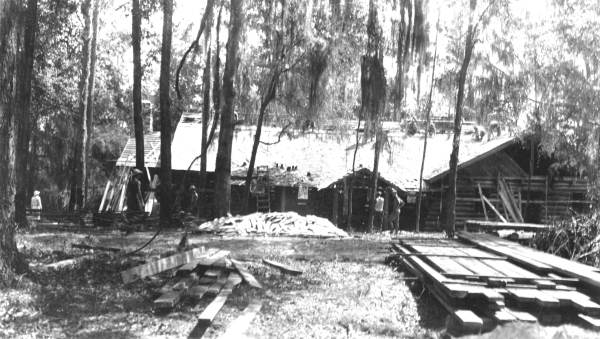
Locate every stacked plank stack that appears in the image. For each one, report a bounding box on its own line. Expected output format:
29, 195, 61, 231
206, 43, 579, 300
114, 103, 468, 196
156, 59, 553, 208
193, 212, 349, 238
392, 234, 600, 334
120, 247, 265, 338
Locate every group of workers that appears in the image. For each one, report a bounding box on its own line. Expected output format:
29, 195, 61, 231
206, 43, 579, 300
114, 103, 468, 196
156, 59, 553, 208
373, 188, 405, 232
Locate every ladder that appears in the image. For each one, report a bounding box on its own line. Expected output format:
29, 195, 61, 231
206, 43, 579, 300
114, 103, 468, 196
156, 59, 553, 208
255, 165, 271, 213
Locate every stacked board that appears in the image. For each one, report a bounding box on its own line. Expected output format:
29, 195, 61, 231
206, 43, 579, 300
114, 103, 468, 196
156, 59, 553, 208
392, 235, 600, 334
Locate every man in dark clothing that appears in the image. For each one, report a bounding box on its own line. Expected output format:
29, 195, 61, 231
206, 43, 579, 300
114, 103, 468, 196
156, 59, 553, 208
127, 168, 144, 212
389, 188, 405, 233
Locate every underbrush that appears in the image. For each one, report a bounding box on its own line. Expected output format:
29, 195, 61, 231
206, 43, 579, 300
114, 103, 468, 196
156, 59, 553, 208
532, 211, 600, 267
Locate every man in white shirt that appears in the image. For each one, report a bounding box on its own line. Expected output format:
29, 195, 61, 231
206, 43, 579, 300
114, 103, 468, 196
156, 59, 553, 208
374, 191, 384, 231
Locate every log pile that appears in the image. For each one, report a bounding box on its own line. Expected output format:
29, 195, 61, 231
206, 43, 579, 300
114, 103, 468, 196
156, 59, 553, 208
193, 212, 349, 238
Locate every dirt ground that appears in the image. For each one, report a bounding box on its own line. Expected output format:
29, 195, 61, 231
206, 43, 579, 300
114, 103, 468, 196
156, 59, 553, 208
1, 229, 599, 338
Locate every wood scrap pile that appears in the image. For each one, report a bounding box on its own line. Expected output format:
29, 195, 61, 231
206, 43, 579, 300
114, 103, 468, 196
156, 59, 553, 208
120, 247, 265, 338
391, 233, 600, 335
193, 212, 349, 238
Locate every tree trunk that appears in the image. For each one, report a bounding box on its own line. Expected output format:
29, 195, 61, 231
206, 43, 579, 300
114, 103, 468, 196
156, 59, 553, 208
415, 16, 439, 232
132, 0, 144, 172
444, 0, 477, 238
69, 0, 93, 211
367, 130, 382, 232
362, 0, 386, 232
0, 0, 26, 283
242, 74, 278, 213
200, 10, 214, 195
159, 0, 173, 227
214, 0, 243, 217
84, 0, 99, 202
13, 0, 37, 227
394, 2, 405, 116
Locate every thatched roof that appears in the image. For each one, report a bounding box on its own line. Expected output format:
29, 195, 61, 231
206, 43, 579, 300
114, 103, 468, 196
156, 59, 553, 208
116, 112, 519, 191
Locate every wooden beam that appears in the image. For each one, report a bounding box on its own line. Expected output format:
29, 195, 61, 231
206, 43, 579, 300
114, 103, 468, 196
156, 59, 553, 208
121, 248, 206, 284
231, 259, 263, 289
465, 220, 550, 232
477, 184, 488, 221
262, 258, 303, 275
480, 194, 507, 223
218, 299, 263, 339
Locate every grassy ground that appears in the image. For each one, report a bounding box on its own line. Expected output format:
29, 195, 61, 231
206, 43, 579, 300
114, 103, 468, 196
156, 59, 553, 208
2, 229, 599, 338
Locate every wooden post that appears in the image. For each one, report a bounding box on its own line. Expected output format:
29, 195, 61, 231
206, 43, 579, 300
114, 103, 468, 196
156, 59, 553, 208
332, 188, 338, 225
477, 183, 488, 221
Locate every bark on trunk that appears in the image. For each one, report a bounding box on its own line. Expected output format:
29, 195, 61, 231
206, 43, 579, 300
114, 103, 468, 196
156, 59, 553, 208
84, 0, 99, 202
69, 0, 93, 211
132, 0, 144, 172
444, 0, 477, 237
13, 0, 37, 226
159, 0, 174, 227
0, 0, 26, 283
214, 0, 243, 216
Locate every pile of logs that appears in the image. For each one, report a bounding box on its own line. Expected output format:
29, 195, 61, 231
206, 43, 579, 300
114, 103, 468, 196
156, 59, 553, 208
193, 212, 349, 238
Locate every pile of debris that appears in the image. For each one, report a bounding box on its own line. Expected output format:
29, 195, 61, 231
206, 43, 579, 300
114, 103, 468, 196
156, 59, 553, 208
193, 212, 349, 238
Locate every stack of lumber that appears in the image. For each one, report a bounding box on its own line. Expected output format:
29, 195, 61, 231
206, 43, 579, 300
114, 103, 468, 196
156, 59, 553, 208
194, 212, 349, 238
391, 234, 600, 334
120, 247, 265, 338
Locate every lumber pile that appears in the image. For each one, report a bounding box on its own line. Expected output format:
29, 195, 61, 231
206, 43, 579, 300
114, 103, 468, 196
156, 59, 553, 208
391, 234, 600, 335
120, 247, 265, 338
193, 212, 349, 238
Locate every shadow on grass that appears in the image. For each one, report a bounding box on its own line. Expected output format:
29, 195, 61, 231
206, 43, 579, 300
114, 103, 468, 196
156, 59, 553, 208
410, 280, 448, 331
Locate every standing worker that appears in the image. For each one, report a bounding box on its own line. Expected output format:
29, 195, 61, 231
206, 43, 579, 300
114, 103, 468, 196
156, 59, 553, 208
31, 190, 42, 222
374, 191, 385, 231
389, 188, 405, 233
127, 168, 144, 213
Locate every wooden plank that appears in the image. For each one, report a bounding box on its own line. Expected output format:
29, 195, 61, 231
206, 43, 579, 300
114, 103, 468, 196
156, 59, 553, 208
206, 271, 228, 295
481, 194, 508, 223
231, 259, 263, 289
498, 177, 521, 222
262, 258, 303, 275
154, 290, 181, 308
480, 259, 541, 280
465, 220, 550, 232
178, 249, 229, 273
219, 299, 263, 339
99, 181, 111, 212
428, 257, 475, 276
459, 232, 553, 272
578, 314, 600, 328
204, 268, 223, 278
454, 258, 507, 277
505, 309, 537, 322
453, 310, 484, 331
391, 252, 505, 260
459, 231, 600, 290
477, 184, 489, 221
188, 284, 210, 299
121, 248, 205, 284
38, 254, 96, 271
493, 308, 517, 323
72, 243, 122, 253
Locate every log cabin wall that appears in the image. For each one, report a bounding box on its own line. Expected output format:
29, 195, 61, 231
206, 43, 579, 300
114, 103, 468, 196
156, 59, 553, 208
424, 176, 590, 230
